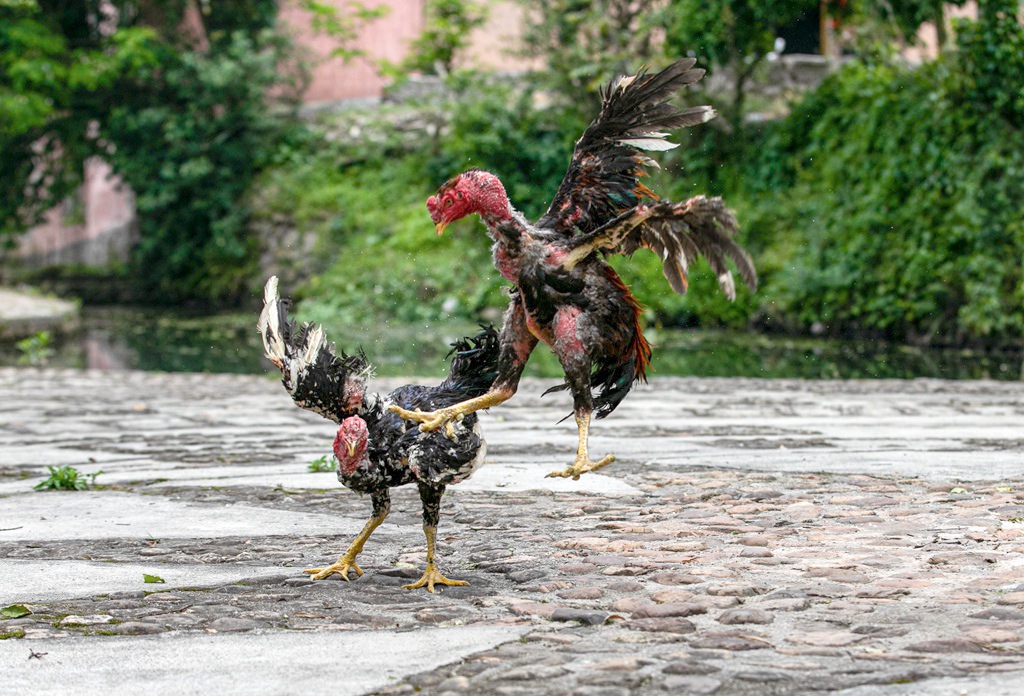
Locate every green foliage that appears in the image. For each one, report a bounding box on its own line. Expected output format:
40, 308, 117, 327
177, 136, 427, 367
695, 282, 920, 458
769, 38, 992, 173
953, 0, 1024, 130
33, 465, 102, 490
0, 1, 160, 240
746, 9, 1024, 346
518, 0, 666, 113
307, 455, 336, 472
103, 30, 303, 303
389, 0, 487, 76
429, 75, 579, 218
16, 330, 54, 366
142, 574, 166, 584
0, 2, 311, 303
257, 76, 582, 325
297, 0, 390, 61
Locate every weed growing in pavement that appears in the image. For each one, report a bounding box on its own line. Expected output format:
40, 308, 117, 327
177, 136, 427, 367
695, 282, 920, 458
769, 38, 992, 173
33, 466, 102, 491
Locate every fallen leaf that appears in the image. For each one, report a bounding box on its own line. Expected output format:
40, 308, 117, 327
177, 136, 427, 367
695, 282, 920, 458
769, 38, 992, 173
143, 574, 166, 584
1, 604, 31, 619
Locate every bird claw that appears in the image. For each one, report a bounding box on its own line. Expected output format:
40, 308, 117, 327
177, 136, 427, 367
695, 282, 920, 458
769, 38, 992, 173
402, 563, 469, 593
545, 454, 616, 481
388, 404, 454, 433
304, 557, 363, 582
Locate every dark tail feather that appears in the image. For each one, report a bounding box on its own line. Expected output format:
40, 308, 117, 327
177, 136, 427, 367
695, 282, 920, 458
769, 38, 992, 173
541, 353, 640, 421
592, 355, 639, 419
440, 325, 501, 398
257, 276, 371, 423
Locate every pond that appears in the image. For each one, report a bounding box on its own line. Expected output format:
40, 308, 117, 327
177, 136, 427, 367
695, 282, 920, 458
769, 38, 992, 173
3, 306, 1021, 381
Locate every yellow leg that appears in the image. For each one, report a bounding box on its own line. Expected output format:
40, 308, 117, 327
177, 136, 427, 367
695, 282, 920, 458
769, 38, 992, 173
402, 526, 469, 593
305, 513, 387, 581
389, 389, 513, 433
546, 412, 615, 480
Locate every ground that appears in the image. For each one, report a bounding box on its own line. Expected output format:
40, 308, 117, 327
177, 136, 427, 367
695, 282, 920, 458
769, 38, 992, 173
1, 368, 1023, 694
0, 287, 79, 341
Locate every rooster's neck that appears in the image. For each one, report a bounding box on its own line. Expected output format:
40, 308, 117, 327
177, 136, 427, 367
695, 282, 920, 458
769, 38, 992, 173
482, 207, 528, 241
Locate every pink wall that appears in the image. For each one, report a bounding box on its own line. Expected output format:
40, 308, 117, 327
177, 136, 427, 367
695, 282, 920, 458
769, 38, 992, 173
18, 159, 135, 266
281, 0, 534, 105
281, 0, 425, 104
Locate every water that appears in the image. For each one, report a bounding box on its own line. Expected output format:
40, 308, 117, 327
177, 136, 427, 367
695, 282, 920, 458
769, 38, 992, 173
3, 306, 1021, 381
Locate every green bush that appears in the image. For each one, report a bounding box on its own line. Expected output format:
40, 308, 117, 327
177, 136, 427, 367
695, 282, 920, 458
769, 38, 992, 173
104, 30, 302, 304
746, 41, 1024, 346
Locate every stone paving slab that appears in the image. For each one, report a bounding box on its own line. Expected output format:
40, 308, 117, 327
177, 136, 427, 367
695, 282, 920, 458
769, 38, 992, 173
0, 490, 364, 541
1, 368, 1024, 695
0, 626, 529, 695
835, 670, 1024, 695
0, 560, 296, 604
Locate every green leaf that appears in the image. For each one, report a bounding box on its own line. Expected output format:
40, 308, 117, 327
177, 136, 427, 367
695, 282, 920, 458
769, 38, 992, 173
143, 574, 166, 584
1, 604, 31, 619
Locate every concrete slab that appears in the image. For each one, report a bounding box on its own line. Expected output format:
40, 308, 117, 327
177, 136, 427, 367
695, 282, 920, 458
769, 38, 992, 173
0, 626, 530, 695
458, 461, 641, 495
0, 560, 294, 604
9, 457, 640, 496
0, 491, 362, 542
835, 671, 1024, 696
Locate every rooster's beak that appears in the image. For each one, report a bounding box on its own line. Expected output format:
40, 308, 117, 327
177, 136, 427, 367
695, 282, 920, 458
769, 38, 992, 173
435, 221, 448, 237
345, 441, 356, 458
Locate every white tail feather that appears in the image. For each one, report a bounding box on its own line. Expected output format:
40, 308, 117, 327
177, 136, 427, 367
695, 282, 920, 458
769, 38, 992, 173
302, 325, 325, 368
257, 276, 286, 363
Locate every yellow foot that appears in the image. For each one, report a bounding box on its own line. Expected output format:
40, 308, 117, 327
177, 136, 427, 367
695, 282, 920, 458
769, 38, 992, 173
402, 564, 469, 593
388, 404, 455, 433
546, 454, 616, 481
304, 558, 363, 582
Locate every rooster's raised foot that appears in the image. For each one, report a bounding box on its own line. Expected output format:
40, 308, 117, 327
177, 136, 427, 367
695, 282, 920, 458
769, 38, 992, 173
546, 454, 616, 481
388, 404, 453, 433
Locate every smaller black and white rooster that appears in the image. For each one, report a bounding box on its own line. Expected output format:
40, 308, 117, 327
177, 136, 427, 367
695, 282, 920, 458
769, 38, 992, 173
258, 276, 499, 592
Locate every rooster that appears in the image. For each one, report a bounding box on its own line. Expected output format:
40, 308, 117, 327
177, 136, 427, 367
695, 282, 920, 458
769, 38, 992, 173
258, 277, 499, 592
390, 58, 757, 480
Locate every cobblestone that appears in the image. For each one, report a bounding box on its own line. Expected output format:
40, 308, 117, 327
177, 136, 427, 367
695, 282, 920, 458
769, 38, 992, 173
1, 369, 1024, 694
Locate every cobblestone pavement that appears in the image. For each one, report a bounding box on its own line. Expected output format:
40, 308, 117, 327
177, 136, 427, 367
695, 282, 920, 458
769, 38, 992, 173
1, 368, 1024, 694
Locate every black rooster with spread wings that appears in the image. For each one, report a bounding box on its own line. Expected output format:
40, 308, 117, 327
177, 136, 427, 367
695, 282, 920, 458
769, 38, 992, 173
258, 277, 499, 592
390, 59, 757, 479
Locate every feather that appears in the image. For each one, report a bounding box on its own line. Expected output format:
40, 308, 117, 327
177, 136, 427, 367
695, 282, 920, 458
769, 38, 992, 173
539, 59, 717, 237
617, 137, 680, 151
257, 276, 286, 364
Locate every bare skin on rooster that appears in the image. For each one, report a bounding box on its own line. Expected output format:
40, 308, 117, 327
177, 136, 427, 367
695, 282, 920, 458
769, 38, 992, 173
391, 58, 757, 480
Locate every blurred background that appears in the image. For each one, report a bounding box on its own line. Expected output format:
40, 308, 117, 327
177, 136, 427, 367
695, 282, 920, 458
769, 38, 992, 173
1, 0, 1021, 380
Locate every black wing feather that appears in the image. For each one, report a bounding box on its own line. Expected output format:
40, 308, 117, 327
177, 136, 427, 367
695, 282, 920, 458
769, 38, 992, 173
538, 59, 714, 237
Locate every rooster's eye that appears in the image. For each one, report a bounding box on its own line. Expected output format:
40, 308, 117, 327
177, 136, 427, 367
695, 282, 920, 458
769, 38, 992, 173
444, 198, 453, 208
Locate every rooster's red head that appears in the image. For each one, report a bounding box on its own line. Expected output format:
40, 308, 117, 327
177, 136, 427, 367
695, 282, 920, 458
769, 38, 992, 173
427, 169, 510, 236
334, 416, 369, 475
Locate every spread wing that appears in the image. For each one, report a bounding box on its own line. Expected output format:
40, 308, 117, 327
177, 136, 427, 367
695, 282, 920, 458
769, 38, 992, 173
565, 196, 758, 300
537, 58, 714, 237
